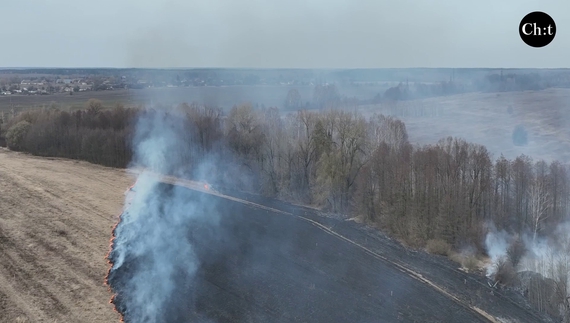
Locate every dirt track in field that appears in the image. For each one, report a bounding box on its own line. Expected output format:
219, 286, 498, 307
0, 148, 133, 322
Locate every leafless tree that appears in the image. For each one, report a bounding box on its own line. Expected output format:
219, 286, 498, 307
284, 89, 302, 110
368, 114, 409, 151
528, 178, 552, 242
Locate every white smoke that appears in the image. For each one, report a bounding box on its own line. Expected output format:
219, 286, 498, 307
484, 221, 570, 287
131, 108, 193, 176
484, 226, 511, 277
108, 107, 221, 322
518, 222, 570, 279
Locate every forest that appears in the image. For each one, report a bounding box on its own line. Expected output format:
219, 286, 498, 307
1, 99, 567, 253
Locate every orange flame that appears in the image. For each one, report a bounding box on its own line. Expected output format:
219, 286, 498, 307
105, 181, 137, 322
105, 213, 125, 322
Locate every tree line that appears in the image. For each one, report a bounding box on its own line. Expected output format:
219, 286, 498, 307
1, 99, 569, 252
1, 99, 135, 167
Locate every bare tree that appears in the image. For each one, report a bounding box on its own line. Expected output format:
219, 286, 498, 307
226, 103, 264, 153
259, 107, 286, 196
86, 99, 103, 116
553, 255, 570, 321
314, 111, 368, 212
512, 155, 534, 232
368, 114, 409, 151
313, 84, 340, 108
493, 155, 512, 229
185, 104, 223, 153
292, 110, 319, 199
284, 89, 302, 110
528, 178, 552, 242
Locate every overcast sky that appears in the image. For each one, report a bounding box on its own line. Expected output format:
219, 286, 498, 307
0, 0, 568, 68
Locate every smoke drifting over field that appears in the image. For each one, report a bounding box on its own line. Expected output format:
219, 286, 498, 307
485, 221, 570, 291
484, 226, 511, 277
106, 108, 222, 322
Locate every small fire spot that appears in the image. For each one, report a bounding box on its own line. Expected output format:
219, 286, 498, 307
105, 181, 137, 323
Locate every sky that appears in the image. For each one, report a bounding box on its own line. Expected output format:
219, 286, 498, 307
0, 0, 568, 68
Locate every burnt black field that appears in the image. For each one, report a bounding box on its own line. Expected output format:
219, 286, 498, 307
106, 183, 552, 323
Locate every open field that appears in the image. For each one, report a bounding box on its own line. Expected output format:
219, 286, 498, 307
0, 148, 131, 322
0, 148, 552, 322
359, 88, 570, 162
0, 85, 384, 112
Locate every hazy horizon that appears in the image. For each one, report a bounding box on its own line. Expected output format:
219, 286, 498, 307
2, 67, 570, 70
1, 0, 568, 69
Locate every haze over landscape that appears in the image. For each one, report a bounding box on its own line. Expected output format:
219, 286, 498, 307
1, 0, 570, 68
1, 1, 570, 323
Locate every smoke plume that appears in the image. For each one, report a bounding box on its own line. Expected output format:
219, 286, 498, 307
484, 221, 570, 288
106, 107, 221, 322
484, 225, 511, 277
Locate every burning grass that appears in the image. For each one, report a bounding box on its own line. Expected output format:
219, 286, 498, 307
105, 213, 126, 322
104, 182, 136, 322
102, 175, 205, 323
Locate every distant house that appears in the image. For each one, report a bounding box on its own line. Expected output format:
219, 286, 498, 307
24, 80, 43, 86
56, 79, 73, 85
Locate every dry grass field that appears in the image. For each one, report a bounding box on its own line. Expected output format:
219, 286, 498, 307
359, 88, 570, 163
0, 148, 131, 322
